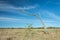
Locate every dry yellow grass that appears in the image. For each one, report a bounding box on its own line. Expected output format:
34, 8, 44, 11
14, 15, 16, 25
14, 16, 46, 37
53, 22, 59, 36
0, 29, 60, 40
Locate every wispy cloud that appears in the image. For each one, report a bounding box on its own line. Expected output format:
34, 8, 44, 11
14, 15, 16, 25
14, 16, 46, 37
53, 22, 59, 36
0, 1, 8, 3
0, 16, 59, 27
0, 16, 56, 23
0, 17, 33, 23
47, 0, 60, 5
0, 3, 38, 10
0, 2, 40, 17
0, 2, 39, 16
0, 17, 20, 21
43, 11, 60, 20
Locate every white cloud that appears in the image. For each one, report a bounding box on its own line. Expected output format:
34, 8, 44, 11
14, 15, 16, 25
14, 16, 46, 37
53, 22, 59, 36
0, 3, 37, 10
0, 17, 56, 23
0, 2, 38, 16
0, 3, 39, 17
0, 17, 20, 21
0, 17, 33, 23
43, 11, 60, 20
0, 17, 59, 27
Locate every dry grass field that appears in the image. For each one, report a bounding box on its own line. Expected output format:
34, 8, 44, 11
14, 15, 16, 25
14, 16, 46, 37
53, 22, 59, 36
0, 28, 60, 40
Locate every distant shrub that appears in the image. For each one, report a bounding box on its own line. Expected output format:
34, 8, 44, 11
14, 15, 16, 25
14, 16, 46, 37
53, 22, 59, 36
47, 27, 60, 29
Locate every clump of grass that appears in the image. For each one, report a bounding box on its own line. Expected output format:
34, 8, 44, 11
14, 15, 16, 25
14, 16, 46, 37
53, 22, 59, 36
7, 37, 12, 40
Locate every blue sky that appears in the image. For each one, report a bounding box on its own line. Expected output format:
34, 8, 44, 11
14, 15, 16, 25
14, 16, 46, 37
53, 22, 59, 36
0, 0, 60, 28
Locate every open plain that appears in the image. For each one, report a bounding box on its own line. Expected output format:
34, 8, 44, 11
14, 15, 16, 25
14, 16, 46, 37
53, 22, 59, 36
0, 28, 60, 40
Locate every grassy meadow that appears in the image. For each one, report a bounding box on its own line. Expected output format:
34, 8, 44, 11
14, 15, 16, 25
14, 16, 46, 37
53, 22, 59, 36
0, 28, 60, 40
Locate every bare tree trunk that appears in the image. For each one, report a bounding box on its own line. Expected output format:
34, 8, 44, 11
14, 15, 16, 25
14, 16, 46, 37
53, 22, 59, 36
36, 15, 46, 29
